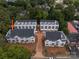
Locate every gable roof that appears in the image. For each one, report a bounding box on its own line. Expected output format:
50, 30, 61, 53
45, 31, 61, 41
67, 22, 78, 33
6, 29, 34, 39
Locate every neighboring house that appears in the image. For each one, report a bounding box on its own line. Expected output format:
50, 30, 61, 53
6, 29, 35, 43
67, 22, 78, 33
68, 33, 79, 46
14, 20, 59, 31
45, 31, 68, 47
72, 20, 79, 32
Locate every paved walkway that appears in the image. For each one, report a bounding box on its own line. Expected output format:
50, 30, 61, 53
33, 31, 45, 58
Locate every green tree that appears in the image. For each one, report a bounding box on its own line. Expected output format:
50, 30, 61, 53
46, 0, 55, 7
74, 0, 79, 8
63, 0, 74, 5
0, 44, 31, 59
35, 8, 48, 19
0, 33, 6, 47
63, 5, 75, 21
55, 4, 63, 10
29, 7, 48, 19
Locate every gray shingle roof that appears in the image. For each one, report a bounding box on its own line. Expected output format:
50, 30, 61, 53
15, 20, 59, 25
16, 20, 56, 22
68, 33, 79, 42
46, 31, 61, 41
6, 29, 34, 38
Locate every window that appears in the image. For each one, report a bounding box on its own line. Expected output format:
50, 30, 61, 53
29, 26, 31, 29
8, 40, 10, 42
56, 22, 58, 25
41, 26, 43, 29
19, 26, 21, 29
33, 26, 35, 29
46, 44, 48, 46
21, 40, 24, 43
15, 27, 17, 29
32, 40, 34, 42
52, 26, 54, 29
61, 43, 64, 46
45, 26, 47, 29
55, 26, 58, 29
12, 40, 15, 43
17, 26, 20, 29
16, 39, 18, 43
22, 26, 24, 29
48, 26, 51, 29
25, 40, 28, 42
56, 41, 59, 46
52, 43, 54, 45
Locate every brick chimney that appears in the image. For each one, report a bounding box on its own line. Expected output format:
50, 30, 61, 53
11, 16, 14, 31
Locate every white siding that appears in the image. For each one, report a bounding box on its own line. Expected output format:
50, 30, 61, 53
7, 36, 35, 44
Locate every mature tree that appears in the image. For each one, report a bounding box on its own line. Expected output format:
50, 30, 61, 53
46, 0, 55, 7
29, 7, 48, 19
63, 0, 74, 5
74, 15, 79, 20
0, 33, 6, 47
63, 5, 75, 21
74, 0, 79, 8
35, 8, 48, 19
0, 5, 9, 20
0, 44, 31, 59
55, 4, 63, 10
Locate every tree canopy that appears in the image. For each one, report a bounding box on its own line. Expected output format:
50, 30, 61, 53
0, 0, 79, 34
0, 44, 31, 59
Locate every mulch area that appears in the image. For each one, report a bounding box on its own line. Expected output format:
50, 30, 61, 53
44, 47, 69, 56
6, 43, 36, 56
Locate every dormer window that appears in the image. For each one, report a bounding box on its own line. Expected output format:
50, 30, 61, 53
8, 40, 10, 42
48, 26, 51, 29
29, 26, 31, 29
22, 26, 24, 29
33, 26, 35, 29
25, 40, 28, 42
12, 40, 15, 43
52, 26, 54, 29
19, 26, 21, 29
55, 26, 58, 29
45, 26, 47, 29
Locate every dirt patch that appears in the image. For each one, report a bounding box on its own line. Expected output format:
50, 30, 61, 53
18, 43, 36, 56
44, 47, 69, 56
